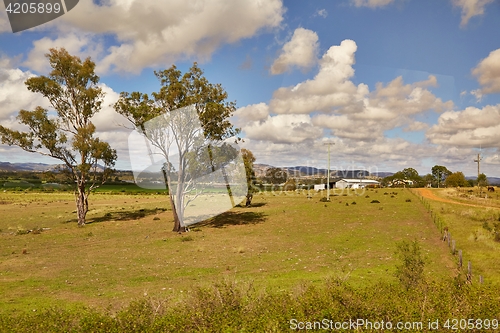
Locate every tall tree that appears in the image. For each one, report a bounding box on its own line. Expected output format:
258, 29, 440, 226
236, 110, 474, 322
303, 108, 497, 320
477, 173, 488, 192
431, 165, 451, 187
115, 63, 240, 232
241, 148, 257, 206
0, 48, 117, 226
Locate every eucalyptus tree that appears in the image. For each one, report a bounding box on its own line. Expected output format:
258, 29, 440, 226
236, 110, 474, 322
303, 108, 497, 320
0, 48, 117, 226
115, 63, 242, 232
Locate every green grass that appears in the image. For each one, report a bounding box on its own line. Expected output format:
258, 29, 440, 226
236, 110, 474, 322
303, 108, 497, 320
0, 188, 457, 315
415, 188, 500, 284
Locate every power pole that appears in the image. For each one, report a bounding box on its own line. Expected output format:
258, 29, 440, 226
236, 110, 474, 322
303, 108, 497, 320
324, 142, 335, 200
474, 153, 481, 181
474, 152, 482, 194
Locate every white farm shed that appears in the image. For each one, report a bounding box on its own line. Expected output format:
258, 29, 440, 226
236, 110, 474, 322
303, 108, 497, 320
314, 184, 326, 191
335, 179, 380, 189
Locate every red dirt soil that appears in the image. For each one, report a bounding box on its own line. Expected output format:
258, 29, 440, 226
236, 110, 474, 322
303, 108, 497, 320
415, 188, 498, 209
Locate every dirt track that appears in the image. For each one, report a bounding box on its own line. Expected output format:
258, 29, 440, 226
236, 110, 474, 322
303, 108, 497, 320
415, 188, 499, 209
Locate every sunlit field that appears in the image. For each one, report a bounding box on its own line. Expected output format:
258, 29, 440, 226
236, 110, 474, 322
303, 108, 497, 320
0, 187, 455, 314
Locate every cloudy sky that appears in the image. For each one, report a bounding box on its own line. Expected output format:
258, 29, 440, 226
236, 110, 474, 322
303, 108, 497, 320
1, 0, 500, 177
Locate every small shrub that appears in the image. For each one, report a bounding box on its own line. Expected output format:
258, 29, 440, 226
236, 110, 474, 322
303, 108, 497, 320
345, 202, 349, 206
153, 216, 160, 221
319, 197, 329, 202
482, 221, 492, 232
405, 199, 411, 202
351, 201, 357, 205
494, 233, 500, 243
370, 200, 380, 203
394, 240, 425, 290
365, 195, 370, 198
181, 236, 194, 242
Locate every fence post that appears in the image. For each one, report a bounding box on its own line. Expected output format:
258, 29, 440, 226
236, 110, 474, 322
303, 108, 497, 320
479, 275, 484, 284
467, 261, 472, 282
452, 240, 456, 255
458, 250, 462, 268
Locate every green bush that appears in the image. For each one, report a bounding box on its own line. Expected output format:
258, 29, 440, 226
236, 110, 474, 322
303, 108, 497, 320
1, 278, 500, 332
394, 240, 425, 290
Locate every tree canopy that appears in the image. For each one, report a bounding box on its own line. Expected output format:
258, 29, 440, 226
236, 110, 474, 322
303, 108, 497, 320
0, 48, 117, 226
115, 63, 241, 232
432, 165, 452, 187
265, 167, 288, 184
445, 172, 469, 187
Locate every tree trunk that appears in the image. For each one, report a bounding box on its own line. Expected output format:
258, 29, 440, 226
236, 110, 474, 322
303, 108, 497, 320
75, 183, 88, 226
162, 165, 185, 233
245, 193, 253, 207
170, 194, 184, 232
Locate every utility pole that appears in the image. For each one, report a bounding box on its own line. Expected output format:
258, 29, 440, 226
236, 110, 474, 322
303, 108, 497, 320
324, 142, 335, 200
474, 153, 481, 181
474, 152, 482, 194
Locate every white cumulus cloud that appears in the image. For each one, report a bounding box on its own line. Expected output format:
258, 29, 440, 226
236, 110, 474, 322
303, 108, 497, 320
472, 48, 500, 94
270, 28, 319, 75
270, 39, 367, 114
43, 0, 286, 74
427, 104, 500, 148
452, 0, 493, 27
233, 103, 270, 124
243, 114, 323, 144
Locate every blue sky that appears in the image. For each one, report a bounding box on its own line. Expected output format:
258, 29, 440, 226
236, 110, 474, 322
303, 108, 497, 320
1, 0, 500, 176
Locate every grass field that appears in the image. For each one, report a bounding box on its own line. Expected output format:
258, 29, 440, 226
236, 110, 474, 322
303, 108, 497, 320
414, 187, 500, 285
0, 187, 458, 316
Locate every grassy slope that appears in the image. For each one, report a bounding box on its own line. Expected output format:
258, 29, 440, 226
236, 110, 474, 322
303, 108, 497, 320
0, 188, 454, 314
415, 187, 500, 285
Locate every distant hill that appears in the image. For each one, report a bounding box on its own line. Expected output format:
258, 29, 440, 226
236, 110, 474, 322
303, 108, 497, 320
0, 162, 56, 172
465, 176, 500, 185
254, 164, 385, 179
0, 162, 106, 173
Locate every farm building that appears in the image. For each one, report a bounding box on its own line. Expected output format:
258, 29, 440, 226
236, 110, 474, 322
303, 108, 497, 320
314, 184, 326, 191
335, 179, 380, 189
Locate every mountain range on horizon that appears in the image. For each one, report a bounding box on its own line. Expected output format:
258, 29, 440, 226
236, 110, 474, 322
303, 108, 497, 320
1, 161, 499, 184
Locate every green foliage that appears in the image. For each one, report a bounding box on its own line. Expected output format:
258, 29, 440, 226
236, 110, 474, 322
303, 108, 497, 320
478, 173, 488, 188
1, 278, 500, 332
445, 171, 469, 187
432, 165, 452, 186
264, 167, 288, 184
114, 63, 240, 232
0, 48, 117, 226
282, 179, 297, 191
394, 240, 425, 290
